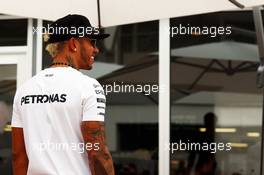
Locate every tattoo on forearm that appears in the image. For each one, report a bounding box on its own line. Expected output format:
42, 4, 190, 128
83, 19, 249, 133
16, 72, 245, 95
81, 122, 115, 175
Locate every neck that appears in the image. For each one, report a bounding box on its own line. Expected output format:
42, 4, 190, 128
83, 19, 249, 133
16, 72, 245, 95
51, 54, 78, 69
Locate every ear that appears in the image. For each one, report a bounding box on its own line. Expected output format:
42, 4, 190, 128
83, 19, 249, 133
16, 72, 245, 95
68, 37, 78, 52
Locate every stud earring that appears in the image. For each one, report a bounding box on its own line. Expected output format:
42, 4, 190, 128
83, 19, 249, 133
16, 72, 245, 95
74, 48, 77, 52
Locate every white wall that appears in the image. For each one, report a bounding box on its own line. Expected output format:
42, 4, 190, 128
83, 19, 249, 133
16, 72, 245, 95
215, 106, 262, 126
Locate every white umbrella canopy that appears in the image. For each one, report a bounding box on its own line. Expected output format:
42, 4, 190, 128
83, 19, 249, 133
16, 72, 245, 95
101, 0, 264, 27
98, 56, 261, 106
0, 0, 99, 26
98, 41, 261, 100
0, 0, 263, 27
99, 57, 260, 94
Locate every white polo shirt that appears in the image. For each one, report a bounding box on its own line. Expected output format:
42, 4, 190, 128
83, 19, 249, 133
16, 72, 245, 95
11, 67, 106, 175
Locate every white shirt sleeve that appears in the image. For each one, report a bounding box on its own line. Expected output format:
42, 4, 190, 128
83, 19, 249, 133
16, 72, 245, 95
11, 91, 23, 128
81, 79, 105, 122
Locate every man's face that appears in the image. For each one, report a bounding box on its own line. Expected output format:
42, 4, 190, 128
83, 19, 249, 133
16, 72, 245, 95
78, 38, 99, 70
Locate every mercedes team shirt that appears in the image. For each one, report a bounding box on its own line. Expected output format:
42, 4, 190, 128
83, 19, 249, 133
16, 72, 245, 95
11, 67, 106, 175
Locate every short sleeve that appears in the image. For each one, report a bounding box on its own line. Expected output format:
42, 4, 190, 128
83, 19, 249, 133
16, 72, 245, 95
11, 91, 23, 128
81, 79, 105, 122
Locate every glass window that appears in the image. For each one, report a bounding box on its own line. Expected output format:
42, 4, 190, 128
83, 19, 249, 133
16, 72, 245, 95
0, 19, 27, 46
170, 11, 262, 175
0, 64, 16, 174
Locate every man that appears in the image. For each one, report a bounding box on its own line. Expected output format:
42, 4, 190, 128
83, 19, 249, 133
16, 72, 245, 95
11, 14, 115, 175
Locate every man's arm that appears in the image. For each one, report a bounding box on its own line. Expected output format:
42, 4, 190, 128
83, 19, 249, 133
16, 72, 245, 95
81, 121, 115, 175
12, 127, 28, 175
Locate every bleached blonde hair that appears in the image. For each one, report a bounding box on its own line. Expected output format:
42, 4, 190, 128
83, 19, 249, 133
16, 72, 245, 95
45, 42, 60, 57
44, 33, 66, 57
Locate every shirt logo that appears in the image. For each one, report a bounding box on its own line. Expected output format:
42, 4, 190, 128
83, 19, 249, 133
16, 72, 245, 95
21, 94, 67, 105
93, 84, 100, 88
96, 98, 106, 103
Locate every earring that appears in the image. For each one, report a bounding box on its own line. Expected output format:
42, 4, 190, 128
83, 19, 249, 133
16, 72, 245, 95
74, 48, 77, 52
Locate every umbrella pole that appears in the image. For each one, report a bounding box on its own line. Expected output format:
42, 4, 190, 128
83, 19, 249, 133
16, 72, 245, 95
97, 0, 102, 28
252, 6, 264, 175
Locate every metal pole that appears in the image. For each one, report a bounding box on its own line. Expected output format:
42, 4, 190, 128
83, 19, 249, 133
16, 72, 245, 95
252, 6, 264, 175
228, 0, 245, 9
97, 0, 102, 28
